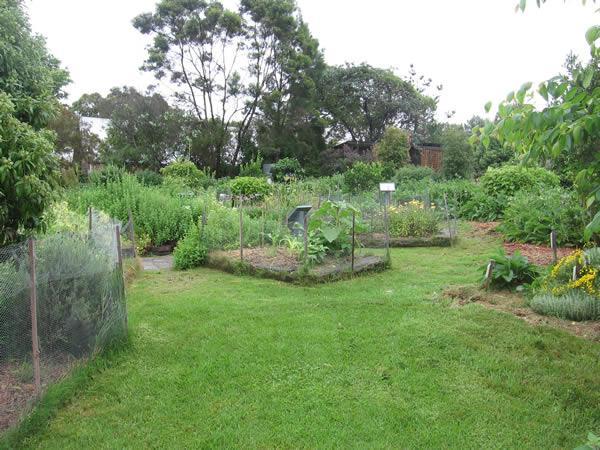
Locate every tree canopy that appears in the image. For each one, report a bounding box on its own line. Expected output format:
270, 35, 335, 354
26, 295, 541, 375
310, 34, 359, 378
0, 0, 69, 244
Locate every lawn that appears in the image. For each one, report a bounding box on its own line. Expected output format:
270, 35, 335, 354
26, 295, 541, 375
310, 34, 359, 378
11, 234, 600, 449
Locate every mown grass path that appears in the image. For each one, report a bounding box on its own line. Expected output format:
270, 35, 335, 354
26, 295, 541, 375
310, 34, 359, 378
18, 236, 600, 449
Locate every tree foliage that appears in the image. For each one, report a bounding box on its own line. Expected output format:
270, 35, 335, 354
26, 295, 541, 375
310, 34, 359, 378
476, 21, 600, 239
373, 127, 410, 170
0, 0, 69, 244
440, 125, 473, 179
320, 64, 437, 144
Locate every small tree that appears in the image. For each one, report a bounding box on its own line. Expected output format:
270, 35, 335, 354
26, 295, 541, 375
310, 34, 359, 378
441, 126, 473, 179
373, 127, 410, 170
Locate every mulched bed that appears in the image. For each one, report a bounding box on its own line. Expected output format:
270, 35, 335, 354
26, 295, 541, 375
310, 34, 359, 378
503, 242, 575, 266
207, 247, 386, 283
0, 356, 77, 432
467, 222, 576, 265
443, 285, 600, 341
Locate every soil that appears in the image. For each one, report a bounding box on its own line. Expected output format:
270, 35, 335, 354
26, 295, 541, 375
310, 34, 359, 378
467, 222, 576, 266
0, 356, 76, 432
443, 285, 600, 341
213, 247, 300, 272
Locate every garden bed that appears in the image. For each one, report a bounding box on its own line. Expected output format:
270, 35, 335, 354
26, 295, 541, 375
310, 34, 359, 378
443, 285, 600, 341
206, 248, 387, 284
359, 228, 456, 248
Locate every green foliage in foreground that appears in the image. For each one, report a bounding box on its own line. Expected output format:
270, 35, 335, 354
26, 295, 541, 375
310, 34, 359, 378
483, 249, 539, 291
9, 235, 600, 448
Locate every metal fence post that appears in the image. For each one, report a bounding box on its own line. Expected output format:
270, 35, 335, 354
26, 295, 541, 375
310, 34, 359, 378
384, 192, 390, 263
303, 214, 309, 262
28, 238, 42, 395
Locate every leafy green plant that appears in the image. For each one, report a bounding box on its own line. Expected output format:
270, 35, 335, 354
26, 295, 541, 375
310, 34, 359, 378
343, 162, 385, 194
480, 165, 560, 198
500, 187, 586, 246
308, 200, 363, 256
174, 225, 208, 270
160, 159, 213, 190
230, 176, 272, 200
483, 249, 539, 290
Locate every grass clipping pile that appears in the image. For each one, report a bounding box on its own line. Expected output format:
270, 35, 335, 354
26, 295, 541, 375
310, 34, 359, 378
443, 285, 600, 341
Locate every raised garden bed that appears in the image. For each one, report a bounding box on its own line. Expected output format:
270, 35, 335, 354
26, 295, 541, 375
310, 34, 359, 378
206, 248, 387, 284
359, 228, 456, 248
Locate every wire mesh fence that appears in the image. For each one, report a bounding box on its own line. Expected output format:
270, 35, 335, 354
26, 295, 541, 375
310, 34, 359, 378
204, 185, 459, 271
0, 212, 129, 432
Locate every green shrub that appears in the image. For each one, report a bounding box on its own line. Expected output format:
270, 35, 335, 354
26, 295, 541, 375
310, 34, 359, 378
174, 225, 208, 270
530, 290, 600, 321
480, 165, 560, 198
394, 165, 438, 183
500, 187, 586, 246
373, 127, 410, 170
459, 190, 506, 221
388, 202, 440, 237
230, 177, 272, 200
136, 169, 163, 186
88, 165, 126, 186
440, 126, 473, 179
160, 159, 213, 190
239, 153, 264, 178
271, 157, 304, 182
0, 234, 126, 358
67, 174, 196, 247
428, 179, 481, 210
483, 249, 539, 290
343, 162, 385, 194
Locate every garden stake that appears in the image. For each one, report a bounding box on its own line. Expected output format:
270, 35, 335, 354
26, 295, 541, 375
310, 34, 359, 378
28, 238, 42, 396
484, 259, 495, 289
550, 230, 558, 264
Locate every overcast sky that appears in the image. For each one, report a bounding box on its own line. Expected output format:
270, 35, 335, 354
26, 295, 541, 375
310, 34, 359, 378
26, 0, 596, 123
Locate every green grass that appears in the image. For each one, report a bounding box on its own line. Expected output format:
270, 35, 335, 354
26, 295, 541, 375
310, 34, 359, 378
10, 235, 600, 449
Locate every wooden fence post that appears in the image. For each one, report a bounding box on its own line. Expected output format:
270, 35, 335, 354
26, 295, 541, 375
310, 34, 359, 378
351, 211, 356, 273
303, 214, 309, 262
550, 230, 558, 264
443, 193, 453, 247
115, 225, 127, 329
28, 238, 42, 395
128, 209, 136, 258
239, 195, 244, 261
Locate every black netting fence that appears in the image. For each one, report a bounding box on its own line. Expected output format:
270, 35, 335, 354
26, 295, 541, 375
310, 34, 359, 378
0, 213, 129, 431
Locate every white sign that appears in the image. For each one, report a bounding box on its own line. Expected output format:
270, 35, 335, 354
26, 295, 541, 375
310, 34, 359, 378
379, 182, 396, 192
